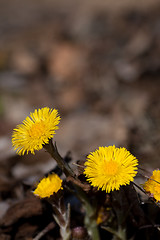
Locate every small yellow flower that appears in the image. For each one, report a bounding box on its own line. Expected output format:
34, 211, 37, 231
143, 170, 160, 202
84, 145, 138, 193
12, 107, 60, 155
33, 173, 63, 198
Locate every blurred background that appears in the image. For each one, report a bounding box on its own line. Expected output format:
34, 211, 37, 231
0, 0, 160, 238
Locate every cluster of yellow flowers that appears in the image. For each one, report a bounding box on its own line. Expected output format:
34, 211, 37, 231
12, 107, 160, 201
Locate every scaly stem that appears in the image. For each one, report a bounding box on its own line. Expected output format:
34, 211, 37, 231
50, 195, 71, 240
44, 139, 75, 178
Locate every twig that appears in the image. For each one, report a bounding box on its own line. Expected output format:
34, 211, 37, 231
72, 162, 85, 168
138, 166, 152, 175
132, 182, 146, 194
33, 222, 55, 240
139, 224, 160, 230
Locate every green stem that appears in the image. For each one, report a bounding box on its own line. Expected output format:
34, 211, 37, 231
75, 186, 100, 240
44, 139, 75, 178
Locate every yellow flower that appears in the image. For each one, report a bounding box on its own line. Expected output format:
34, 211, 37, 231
84, 145, 138, 193
12, 107, 60, 155
33, 173, 63, 198
143, 170, 160, 202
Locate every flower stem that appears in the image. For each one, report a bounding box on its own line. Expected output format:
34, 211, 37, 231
50, 195, 71, 240
44, 139, 75, 178
44, 139, 100, 240
75, 186, 100, 240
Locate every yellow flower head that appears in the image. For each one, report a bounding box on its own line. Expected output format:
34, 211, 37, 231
33, 173, 63, 198
12, 107, 60, 155
84, 145, 138, 193
143, 170, 160, 202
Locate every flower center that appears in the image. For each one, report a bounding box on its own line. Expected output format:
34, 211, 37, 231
103, 160, 119, 176
28, 121, 45, 138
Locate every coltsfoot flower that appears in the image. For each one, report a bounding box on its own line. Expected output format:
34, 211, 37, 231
12, 107, 60, 155
84, 145, 138, 193
33, 173, 63, 198
143, 170, 160, 202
